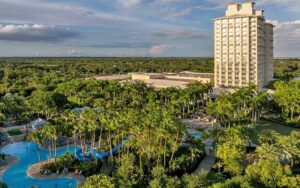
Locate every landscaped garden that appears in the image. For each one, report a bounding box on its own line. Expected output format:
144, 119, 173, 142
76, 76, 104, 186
0, 58, 298, 187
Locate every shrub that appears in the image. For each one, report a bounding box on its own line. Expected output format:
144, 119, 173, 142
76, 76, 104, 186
80, 174, 114, 188
169, 139, 206, 176
0, 153, 5, 160
41, 152, 78, 173
7, 129, 22, 136
0, 182, 7, 188
292, 167, 300, 175
41, 152, 102, 177
74, 159, 102, 177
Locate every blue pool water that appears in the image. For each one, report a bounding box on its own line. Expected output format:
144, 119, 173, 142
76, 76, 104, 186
0, 142, 78, 188
191, 132, 203, 139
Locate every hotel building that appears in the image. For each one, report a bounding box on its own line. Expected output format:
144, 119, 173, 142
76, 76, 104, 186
214, 2, 274, 89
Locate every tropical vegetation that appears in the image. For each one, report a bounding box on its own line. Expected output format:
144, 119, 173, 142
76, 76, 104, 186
0, 57, 298, 187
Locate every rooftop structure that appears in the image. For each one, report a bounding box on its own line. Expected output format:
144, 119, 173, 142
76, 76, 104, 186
130, 72, 214, 89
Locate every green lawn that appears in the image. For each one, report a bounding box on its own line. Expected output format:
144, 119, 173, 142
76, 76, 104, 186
252, 120, 300, 144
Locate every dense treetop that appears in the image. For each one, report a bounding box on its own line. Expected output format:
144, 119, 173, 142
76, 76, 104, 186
0, 57, 299, 79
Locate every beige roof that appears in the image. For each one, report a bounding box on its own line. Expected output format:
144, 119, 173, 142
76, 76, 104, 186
91, 74, 130, 81
141, 79, 189, 89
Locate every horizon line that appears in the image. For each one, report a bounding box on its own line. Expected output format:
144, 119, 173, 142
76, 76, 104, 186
0, 56, 299, 59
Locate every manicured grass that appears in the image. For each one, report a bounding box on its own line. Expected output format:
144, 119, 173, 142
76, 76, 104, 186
7, 129, 22, 136
252, 120, 300, 144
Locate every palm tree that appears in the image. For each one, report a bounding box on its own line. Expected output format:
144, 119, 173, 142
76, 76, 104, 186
276, 131, 300, 166
65, 110, 79, 147
27, 131, 43, 165
249, 90, 268, 123
96, 111, 107, 152
256, 144, 284, 162
258, 130, 280, 145
82, 109, 98, 148
41, 124, 57, 161
106, 112, 117, 163
75, 118, 86, 152
168, 117, 185, 166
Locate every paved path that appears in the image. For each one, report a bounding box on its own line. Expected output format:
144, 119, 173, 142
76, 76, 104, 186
1, 125, 27, 132
193, 152, 216, 174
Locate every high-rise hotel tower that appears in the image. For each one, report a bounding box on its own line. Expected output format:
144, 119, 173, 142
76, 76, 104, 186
214, 2, 274, 90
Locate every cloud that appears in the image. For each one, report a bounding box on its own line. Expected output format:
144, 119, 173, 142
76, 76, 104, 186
152, 30, 207, 39
67, 49, 83, 55
117, 0, 141, 8
0, 0, 136, 27
257, 0, 300, 9
149, 44, 172, 55
81, 42, 154, 49
0, 24, 79, 43
0, 0, 201, 33
155, 0, 183, 4
170, 4, 222, 18
206, 0, 300, 12
268, 20, 300, 57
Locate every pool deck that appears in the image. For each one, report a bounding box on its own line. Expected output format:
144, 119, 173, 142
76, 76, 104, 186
27, 160, 85, 186
0, 155, 18, 177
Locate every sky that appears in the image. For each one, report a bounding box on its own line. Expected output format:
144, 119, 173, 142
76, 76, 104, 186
0, 0, 299, 57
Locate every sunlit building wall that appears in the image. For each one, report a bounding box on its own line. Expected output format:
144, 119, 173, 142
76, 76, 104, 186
214, 2, 274, 89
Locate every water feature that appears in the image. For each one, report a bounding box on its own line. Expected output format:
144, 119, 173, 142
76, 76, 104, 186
191, 132, 203, 139
0, 142, 78, 188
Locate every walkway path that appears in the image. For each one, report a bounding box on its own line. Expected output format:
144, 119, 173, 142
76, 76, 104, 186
193, 152, 216, 174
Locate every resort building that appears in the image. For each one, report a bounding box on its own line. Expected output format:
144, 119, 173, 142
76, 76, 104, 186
214, 1, 274, 90
91, 72, 213, 89
130, 72, 214, 89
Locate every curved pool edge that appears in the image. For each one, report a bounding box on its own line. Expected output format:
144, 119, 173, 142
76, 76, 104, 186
0, 142, 79, 188
27, 160, 85, 186
0, 155, 19, 180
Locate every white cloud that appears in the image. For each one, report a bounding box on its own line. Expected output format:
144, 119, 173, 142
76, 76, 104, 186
268, 20, 300, 57
80, 42, 154, 48
258, 0, 299, 7
258, 0, 300, 11
204, 0, 300, 12
0, 0, 136, 27
153, 30, 206, 39
169, 5, 222, 18
149, 44, 171, 55
0, 0, 202, 33
155, 0, 183, 4
0, 24, 79, 43
117, 0, 141, 8
68, 49, 83, 55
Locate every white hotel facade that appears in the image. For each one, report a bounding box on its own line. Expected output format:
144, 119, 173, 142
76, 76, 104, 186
214, 2, 274, 90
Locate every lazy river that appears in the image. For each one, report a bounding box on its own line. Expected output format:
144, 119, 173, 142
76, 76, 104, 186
0, 142, 78, 188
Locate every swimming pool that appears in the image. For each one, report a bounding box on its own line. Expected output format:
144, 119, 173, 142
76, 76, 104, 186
0, 142, 78, 188
191, 132, 203, 139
